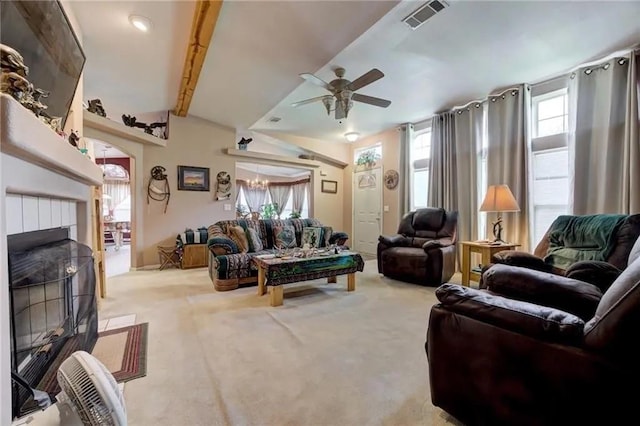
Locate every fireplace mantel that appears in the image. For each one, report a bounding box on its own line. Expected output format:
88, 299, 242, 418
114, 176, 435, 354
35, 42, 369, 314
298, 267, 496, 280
0, 94, 103, 187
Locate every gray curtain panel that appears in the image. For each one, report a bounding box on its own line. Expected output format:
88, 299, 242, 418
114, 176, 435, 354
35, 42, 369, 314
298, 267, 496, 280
453, 105, 482, 244
291, 182, 307, 214
486, 86, 531, 250
569, 52, 639, 214
268, 184, 292, 218
244, 186, 267, 213
428, 108, 482, 269
428, 112, 456, 209
399, 123, 413, 215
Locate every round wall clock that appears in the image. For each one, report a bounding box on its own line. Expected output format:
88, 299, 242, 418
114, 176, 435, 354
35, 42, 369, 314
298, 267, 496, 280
384, 169, 399, 190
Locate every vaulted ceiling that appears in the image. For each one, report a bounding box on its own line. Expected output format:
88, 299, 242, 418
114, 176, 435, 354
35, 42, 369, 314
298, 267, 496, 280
75, 0, 640, 144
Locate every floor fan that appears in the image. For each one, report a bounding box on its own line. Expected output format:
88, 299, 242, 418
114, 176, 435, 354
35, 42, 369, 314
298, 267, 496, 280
55, 351, 127, 425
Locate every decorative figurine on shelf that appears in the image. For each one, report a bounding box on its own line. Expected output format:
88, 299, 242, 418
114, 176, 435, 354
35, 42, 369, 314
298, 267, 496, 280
122, 114, 167, 137
215, 171, 232, 201
87, 98, 106, 117
237, 137, 252, 151
1, 44, 60, 131
1, 44, 29, 77
68, 130, 80, 148
1, 71, 32, 101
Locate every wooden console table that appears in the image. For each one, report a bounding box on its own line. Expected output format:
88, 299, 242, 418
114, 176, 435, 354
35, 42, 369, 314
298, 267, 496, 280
460, 241, 519, 286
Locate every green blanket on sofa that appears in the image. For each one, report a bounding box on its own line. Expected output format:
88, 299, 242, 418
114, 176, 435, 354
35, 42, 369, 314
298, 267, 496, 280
544, 214, 627, 270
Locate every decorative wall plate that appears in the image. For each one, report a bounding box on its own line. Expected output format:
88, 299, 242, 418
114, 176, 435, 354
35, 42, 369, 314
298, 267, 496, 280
384, 169, 399, 190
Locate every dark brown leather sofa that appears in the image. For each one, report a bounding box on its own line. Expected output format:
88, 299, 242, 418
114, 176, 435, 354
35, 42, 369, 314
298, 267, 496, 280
426, 249, 640, 425
377, 208, 457, 285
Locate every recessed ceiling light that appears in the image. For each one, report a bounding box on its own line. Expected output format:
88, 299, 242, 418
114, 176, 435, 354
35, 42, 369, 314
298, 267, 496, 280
129, 15, 152, 32
344, 132, 360, 142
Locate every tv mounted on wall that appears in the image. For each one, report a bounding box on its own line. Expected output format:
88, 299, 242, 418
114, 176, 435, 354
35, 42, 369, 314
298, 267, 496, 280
0, 0, 85, 129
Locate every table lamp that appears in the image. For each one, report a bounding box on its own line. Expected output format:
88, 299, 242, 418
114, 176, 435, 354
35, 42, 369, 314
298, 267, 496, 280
479, 184, 520, 243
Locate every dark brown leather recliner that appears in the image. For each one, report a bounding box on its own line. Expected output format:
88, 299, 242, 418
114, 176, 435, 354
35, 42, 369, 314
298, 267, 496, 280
377, 208, 457, 285
426, 253, 640, 426
489, 213, 640, 291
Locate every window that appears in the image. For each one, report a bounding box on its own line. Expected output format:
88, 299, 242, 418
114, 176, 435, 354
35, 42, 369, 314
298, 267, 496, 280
281, 186, 309, 219
353, 144, 382, 165
410, 129, 431, 210
533, 90, 568, 138
238, 186, 309, 219
530, 89, 569, 244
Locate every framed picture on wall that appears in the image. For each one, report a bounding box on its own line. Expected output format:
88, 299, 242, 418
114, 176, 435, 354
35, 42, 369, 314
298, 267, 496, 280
177, 166, 210, 191
321, 180, 338, 194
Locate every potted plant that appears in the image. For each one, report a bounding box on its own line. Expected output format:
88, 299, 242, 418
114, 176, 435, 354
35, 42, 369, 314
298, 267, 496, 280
356, 149, 381, 169
236, 204, 249, 219
289, 211, 301, 219
260, 202, 279, 219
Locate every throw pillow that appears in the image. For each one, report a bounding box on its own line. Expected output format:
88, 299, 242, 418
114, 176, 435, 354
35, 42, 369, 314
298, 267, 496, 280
321, 226, 333, 247
273, 225, 296, 249
302, 227, 323, 248
227, 225, 249, 253
245, 227, 264, 252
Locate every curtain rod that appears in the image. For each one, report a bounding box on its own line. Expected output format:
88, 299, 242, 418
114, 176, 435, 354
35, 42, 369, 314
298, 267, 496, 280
446, 85, 522, 113
236, 177, 310, 187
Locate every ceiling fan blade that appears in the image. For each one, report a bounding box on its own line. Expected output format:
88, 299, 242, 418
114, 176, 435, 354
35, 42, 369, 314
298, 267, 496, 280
352, 93, 391, 108
347, 68, 384, 92
291, 96, 327, 107
300, 73, 333, 92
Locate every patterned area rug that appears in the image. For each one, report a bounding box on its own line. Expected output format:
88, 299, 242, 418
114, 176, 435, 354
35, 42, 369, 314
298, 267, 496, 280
35, 322, 148, 397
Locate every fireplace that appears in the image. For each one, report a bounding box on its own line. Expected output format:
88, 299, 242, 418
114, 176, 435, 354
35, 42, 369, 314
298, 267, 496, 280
8, 228, 98, 418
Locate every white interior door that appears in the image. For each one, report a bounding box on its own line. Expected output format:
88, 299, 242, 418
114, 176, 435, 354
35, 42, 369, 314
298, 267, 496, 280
353, 169, 382, 255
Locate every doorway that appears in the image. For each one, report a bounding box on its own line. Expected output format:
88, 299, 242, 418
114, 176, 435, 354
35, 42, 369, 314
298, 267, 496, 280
94, 142, 132, 277
353, 168, 382, 255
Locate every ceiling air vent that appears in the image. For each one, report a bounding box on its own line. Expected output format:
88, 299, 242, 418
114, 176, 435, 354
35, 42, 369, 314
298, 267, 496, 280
268, 116, 281, 123
402, 0, 449, 30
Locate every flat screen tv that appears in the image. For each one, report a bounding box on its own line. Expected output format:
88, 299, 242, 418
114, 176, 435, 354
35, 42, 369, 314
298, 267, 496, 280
1, 0, 85, 129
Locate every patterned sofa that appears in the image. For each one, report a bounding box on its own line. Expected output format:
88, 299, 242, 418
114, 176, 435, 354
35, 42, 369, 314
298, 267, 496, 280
207, 218, 349, 291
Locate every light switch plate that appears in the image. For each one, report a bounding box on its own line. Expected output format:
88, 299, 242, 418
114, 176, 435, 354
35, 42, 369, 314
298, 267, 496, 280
384, 205, 390, 212
223, 204, 232, 211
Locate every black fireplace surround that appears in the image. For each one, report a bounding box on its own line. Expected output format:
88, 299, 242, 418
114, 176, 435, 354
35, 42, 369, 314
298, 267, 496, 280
8, 228, 98, 418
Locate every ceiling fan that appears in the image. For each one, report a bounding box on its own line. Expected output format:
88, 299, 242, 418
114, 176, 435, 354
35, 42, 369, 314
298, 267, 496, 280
292, 67, 391, 120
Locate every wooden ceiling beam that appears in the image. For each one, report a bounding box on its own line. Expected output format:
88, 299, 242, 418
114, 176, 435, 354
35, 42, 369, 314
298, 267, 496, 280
173, 0, 223, 117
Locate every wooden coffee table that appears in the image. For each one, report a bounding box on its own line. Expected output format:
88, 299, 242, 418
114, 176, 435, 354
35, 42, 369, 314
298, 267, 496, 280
252, 251, 365, 306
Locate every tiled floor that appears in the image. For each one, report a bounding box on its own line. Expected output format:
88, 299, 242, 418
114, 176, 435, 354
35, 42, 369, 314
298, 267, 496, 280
97, 313, 137, 332
105, 243, 131, 277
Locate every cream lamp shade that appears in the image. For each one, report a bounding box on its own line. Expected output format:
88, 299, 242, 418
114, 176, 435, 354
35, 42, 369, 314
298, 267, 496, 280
479, 184, 519, 243
479, 184, 520, 212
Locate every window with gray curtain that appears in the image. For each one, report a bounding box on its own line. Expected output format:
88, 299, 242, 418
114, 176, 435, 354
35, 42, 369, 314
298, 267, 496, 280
529, 81, 570, 245
410, 129, 432, 211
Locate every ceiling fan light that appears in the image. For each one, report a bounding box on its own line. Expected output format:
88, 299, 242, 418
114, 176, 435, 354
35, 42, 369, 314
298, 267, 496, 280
344, 132, 360, 142
322, 96, 333, 115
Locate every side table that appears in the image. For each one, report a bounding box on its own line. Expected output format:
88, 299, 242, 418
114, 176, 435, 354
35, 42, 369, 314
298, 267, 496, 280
460, 241, 520, 286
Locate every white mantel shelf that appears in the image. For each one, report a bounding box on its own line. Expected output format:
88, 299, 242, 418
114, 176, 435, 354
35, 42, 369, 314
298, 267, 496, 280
0, 94, 103, 186
224, 148, 320, 168
83, 110, 167, 147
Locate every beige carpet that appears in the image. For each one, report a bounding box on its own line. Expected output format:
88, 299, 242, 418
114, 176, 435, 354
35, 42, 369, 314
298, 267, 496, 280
100, 261, 462, 426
